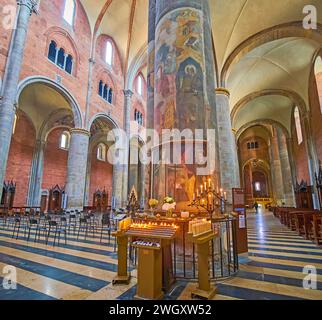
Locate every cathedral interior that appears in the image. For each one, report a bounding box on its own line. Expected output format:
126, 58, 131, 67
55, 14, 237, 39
0, 0, 322, 301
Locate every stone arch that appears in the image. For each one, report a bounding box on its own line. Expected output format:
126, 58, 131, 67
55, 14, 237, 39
126, 44, 147, 91
231, 89, 308, 126
88, 112, 120, 131
220, 22, 322, 86
16, 76, 83, 129
236, 119, 290, 142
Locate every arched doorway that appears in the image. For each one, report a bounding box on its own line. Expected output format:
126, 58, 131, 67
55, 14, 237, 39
85, 115, 118, 211
10, 78, 82, 209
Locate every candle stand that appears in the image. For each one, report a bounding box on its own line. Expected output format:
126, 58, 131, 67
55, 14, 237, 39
112, 229, 131, 285
189, 178, 228, 215
112, 217, 132, 285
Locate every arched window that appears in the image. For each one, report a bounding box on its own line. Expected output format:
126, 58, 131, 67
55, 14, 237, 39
105, 41, 113, 66
57, 48, 65, 69
65, 54, 73, 74
108, 88, 113, 104
48, 41, 57, 63
294, 107, 303, 145
60, 131, 70, 150
103, 84, 108, 100
63, 0, 75, 26
98, 80, 103, 97
137, 75, 143, 96
314, 56, 322, 114
97, 143, 106, 161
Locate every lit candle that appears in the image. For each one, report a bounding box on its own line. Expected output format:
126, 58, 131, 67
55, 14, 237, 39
204, 181, 207, 191
224, 192, 227, 201
208, 178, 211, 189
197, 189, 199, 197
200, 184, 203, 194
220, 188, 223, 196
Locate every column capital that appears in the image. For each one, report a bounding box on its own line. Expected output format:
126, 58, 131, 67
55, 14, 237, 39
17, 0, 39, 14
70, 128, 91, 137
215, 87, 230, 97
123, 89, 133, 98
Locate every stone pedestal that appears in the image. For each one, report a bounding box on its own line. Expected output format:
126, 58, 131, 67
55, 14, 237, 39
65, 129, 90, 209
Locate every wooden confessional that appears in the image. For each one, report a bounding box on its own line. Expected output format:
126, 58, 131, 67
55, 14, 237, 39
294, 180, 314, 209
93, 188, 108, 212
1, 181, 16, 209
48, 185, 65, 212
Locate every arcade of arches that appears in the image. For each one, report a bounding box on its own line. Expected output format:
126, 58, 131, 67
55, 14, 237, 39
0, 0, 322, 301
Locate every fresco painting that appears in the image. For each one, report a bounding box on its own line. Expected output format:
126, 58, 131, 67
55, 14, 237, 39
153, 7, 211, 209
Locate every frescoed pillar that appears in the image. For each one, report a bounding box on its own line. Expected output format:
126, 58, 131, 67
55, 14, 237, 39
151, 0, 220, 211
146, 0, 156, 201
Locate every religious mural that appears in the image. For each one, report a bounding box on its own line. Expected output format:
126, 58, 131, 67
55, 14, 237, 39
153, 7, 210, 210
154, 7, 206, 133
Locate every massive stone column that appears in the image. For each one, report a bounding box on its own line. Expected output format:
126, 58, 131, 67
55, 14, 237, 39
216, 88, 240, 203
270, 129, 285, 204
146, 0, 156, 201
122, 90, 133, 206
27, 139, 45, 206
112, 163, 124, 209
65, 129, 90, 209
0, 0, 38, 201
277, 128, 295, 206
303, 114, 320, 209
151, 0, 220, 211
139, 161, 146, 208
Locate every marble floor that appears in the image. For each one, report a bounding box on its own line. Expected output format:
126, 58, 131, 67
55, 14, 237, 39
0, 210, 322, 300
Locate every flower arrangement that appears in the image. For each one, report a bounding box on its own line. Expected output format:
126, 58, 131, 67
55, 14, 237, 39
148, 198, 159, 208
162, 196, 176, 217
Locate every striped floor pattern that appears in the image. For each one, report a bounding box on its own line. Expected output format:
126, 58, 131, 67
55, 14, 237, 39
0, 210, 322, 300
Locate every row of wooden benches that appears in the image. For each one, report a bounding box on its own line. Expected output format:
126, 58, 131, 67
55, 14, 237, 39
273, 207, 322, 245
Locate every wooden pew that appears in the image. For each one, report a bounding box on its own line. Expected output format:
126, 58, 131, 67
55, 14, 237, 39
312, 214, 322, 245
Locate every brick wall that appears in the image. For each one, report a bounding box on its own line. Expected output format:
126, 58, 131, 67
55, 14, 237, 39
42, 127, 69, 190
5, 112, 36, 206
310, 68, 322, 162
88, 145, 113, 206
291, 113, 310, 183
